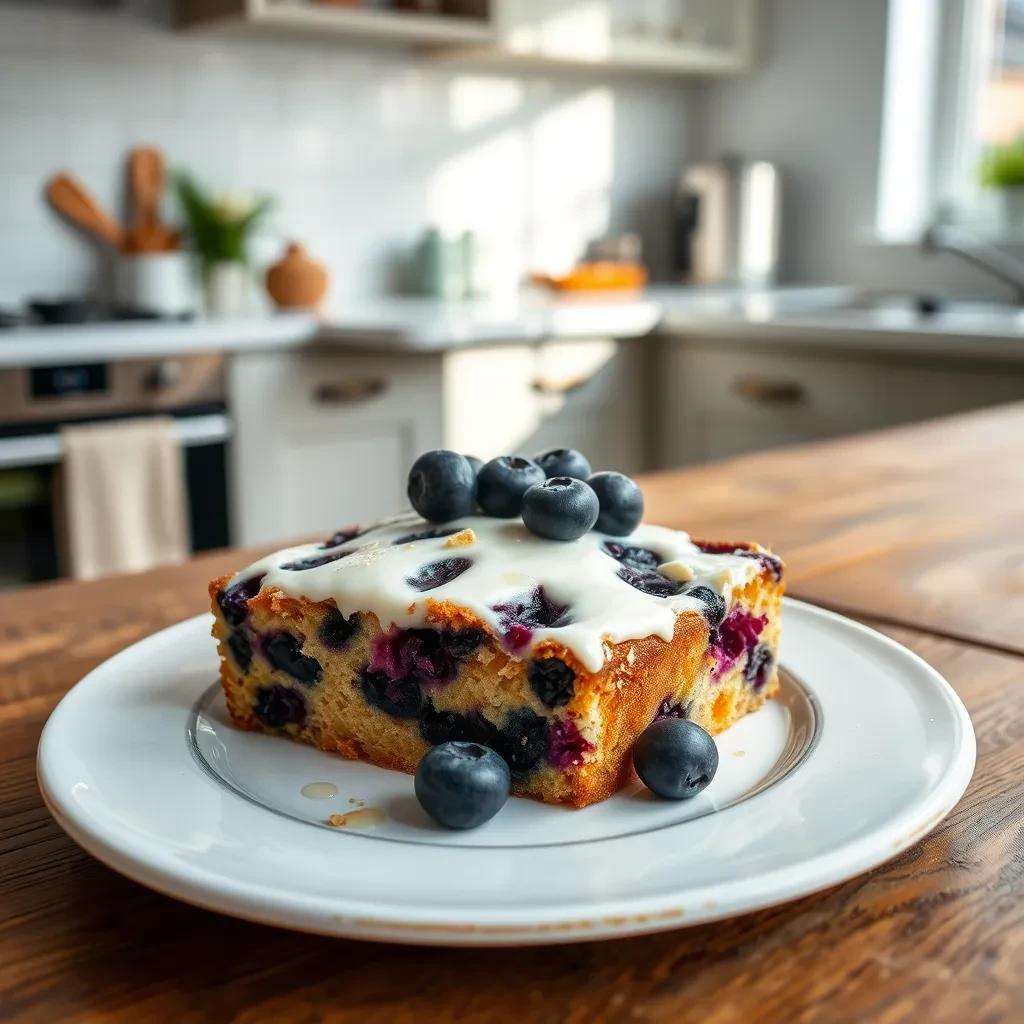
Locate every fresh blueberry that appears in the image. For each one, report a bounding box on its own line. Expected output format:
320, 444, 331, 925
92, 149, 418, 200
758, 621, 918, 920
745, 644, 775, 689
616, 564, 684, 598
319, 526, 362, 549
464, 454, 484, 477
318, 607, 360, 650
360, 665, 422, 719
633, 718, 719, 800
533, 447, 592, 481
393, 526, 462, 545
588, 471, 644, 536
522, 477, 599, 541
405, 556, 473, 592
601, 541, 662, 572
227, 629, 253, 671
476, 455, 545, 518
217, 574, 264, 627
528, 657, 576, 708
407, 450, 477, 523
415, 741, 511, 829
547, 718, 595, 769
684, 584, 727, 627
253, 684, 306, 729
263, 631, 323, 686
280, 549, 353, 571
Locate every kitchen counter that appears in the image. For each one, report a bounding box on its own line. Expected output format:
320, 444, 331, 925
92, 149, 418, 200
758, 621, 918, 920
3, 285, 1020, 368
2, 403, 1021, 1022
0, 286, 853, 366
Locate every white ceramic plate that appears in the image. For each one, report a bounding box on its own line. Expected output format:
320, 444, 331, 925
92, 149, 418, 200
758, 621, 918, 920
37, 599, 974, 946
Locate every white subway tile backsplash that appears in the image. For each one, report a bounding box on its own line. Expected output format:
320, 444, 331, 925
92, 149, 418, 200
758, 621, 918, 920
0, 3, 693, 306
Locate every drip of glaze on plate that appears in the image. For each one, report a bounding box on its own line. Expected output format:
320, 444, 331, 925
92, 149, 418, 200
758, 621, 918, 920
300, 782, 338, 800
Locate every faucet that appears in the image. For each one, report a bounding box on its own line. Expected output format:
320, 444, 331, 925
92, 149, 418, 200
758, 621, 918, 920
921, 224, 1024, 306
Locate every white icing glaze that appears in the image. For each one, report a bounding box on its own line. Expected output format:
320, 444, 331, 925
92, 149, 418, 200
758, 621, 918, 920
231, 513, 763, 673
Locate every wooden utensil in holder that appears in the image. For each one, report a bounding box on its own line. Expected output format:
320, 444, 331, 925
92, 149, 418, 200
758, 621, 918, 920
45, 173, 125, 249
124, 147, 180, 253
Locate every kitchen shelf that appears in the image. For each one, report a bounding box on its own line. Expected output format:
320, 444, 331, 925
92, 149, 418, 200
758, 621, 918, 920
176, 0, 495, 47
175, 0, 755, 75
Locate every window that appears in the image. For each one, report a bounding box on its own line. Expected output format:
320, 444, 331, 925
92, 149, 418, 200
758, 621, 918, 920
877, 0, 1024, 240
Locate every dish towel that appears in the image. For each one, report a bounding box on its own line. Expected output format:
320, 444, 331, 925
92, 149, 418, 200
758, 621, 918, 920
60, 416, 190, 580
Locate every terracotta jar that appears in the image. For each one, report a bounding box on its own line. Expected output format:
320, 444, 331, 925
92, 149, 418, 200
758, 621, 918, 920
265, 242, 329, 310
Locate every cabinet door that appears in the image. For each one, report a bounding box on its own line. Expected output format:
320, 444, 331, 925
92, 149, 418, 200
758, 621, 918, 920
656, 338, 1024, 467
229, 351, 443, 545
528, 339, 647, 474
443, 340, 647, 473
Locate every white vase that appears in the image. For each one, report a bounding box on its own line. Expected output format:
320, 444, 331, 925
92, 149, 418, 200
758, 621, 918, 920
997, 187, 1024, 231
203, 261, 249, 317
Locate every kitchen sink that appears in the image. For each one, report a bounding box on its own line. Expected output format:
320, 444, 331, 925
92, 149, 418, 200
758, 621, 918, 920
779, 292, 1024, 335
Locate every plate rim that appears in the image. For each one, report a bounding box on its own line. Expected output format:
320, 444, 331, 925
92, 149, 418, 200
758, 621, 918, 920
36, 598, 976, 946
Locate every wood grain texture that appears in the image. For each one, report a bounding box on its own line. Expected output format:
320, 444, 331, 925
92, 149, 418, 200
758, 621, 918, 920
643, 401, 1024, 654
3, 405, 1024, 1021
1, 605, 1020, 1023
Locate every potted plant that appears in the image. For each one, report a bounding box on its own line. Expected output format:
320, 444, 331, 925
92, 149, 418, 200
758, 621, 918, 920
979, 136, 1024, 230
175, 172, 273, 316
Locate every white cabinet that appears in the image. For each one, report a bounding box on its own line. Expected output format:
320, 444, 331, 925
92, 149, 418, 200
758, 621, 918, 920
230, 338, 647, 545
656, 337, 1024, 467
443, 338, 647, 474
228, 350, 444, 545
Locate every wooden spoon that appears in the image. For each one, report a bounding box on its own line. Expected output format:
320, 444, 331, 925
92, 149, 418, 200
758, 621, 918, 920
45, 173, 125, 249
124, 147, 180, 253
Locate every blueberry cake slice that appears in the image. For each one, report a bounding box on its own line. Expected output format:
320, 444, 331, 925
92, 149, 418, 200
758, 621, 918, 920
210, 513, 784, 808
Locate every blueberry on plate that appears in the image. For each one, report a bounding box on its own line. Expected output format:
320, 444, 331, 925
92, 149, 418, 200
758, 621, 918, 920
414, 741, 511, 829
521, 477, 599, 541
476, 456, 545, 518
464, 454, 484, 477
533, 447, 592, 481
588, 471, 644, 536
633, 718, 718, 800
407, 450, 478, 523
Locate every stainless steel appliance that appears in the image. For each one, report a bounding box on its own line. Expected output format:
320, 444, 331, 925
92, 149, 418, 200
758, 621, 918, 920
674, 157, 782, 287
0, 352, 230, 587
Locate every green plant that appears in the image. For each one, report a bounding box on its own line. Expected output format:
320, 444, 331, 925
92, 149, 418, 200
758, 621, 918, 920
174, 172, 273, 271
979, 137, 1024, 189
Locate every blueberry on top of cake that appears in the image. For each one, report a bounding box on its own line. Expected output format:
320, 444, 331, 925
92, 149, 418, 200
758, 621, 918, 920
209, 447, 784, 808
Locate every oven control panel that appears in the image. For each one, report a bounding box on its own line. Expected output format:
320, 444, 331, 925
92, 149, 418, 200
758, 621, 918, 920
0, 354, 225, 426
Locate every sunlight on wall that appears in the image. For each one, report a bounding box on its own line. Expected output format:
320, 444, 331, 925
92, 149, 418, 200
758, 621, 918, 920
528, 87, 614, 273
429, 78, 614, 292
449, 75, 526, 132
426, 126, 530, 295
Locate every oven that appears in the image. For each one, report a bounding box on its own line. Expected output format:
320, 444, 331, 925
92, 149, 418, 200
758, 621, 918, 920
0, 353, 231, 587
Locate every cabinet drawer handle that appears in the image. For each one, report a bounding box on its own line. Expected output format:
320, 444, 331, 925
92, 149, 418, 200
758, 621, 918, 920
531, 375, 589, 396
313, 379, 388, 404
732, 375, 805, 405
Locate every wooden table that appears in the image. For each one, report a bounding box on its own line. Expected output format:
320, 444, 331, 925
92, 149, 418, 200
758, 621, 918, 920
3, 404, 1023, 1023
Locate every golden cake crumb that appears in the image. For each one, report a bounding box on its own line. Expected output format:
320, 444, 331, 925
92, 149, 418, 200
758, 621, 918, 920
444, 528, 476, 548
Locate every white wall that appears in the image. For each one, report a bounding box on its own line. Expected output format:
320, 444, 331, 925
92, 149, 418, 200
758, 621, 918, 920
695, 0, 1024, 301
0, 1, 696, 305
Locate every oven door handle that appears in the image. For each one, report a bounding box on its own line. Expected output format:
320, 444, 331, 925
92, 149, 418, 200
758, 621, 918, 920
0, 414, 232, 470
